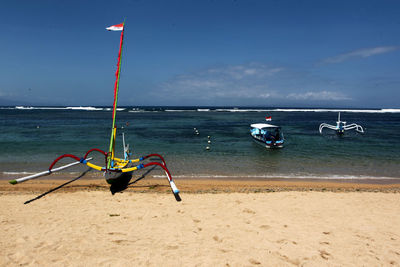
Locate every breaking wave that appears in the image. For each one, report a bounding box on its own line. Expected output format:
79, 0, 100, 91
3, 106, 400, 113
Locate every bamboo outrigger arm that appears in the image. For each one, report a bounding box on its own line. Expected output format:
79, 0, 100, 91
10, 149, 180, 200
9, 158, 93, 185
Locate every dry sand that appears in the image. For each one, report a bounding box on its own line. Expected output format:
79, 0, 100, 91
1, 178, 400, 266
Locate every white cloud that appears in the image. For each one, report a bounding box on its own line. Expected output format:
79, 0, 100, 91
160, 63, 282, 102
287, 91, 351, 101
206, 64, 283, 79
323, 46, 399, 63
155, 63, 353, 105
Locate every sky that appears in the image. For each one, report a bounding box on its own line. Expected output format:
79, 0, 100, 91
1, 0, 399, 108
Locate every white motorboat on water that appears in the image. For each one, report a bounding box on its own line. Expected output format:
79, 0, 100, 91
250, 123, 284, 148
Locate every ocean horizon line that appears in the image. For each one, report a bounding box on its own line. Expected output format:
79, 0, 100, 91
1, 105, 399, 113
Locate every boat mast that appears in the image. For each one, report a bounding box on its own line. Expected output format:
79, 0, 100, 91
108, 21, 125, 168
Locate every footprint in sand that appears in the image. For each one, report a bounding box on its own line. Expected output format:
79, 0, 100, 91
259, 225, 270, 230
108, 232, 124, 236
356, 234, 374, 241
249, 258, 261, 265
34, 241, 46, 249
193, 219, 201, 223
213, 236, 222, 242
243, 208, 256, 214
319, 250, 331, 260
112, 240, 131, 245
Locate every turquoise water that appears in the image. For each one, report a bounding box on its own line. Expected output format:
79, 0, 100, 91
1, 107, 399, 179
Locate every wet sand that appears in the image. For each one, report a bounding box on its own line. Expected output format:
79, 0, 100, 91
1, 176, 400, 194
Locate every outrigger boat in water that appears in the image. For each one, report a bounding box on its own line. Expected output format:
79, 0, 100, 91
319, 112, 364, 135
9, 22, 181, 201
250, 123, 284, 149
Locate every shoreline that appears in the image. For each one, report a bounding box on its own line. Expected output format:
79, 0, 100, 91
2, 177, 400, 195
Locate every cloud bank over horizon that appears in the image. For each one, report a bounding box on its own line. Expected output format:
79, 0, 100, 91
2, 51, 398, 108
153, 63, 351, 106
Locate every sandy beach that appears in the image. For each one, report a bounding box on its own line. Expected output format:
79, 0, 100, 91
1, 178, 400, 266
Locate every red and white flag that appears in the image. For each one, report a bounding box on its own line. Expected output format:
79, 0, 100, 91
106, 23, 124, 31
265, 116, 272, 121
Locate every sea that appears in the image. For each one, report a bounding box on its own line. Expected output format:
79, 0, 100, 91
1, 106, 400, 181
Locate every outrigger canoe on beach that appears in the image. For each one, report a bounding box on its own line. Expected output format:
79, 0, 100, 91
9, 22, 181, 202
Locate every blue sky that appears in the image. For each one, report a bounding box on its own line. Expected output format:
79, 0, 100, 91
1, 0, 399, 107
